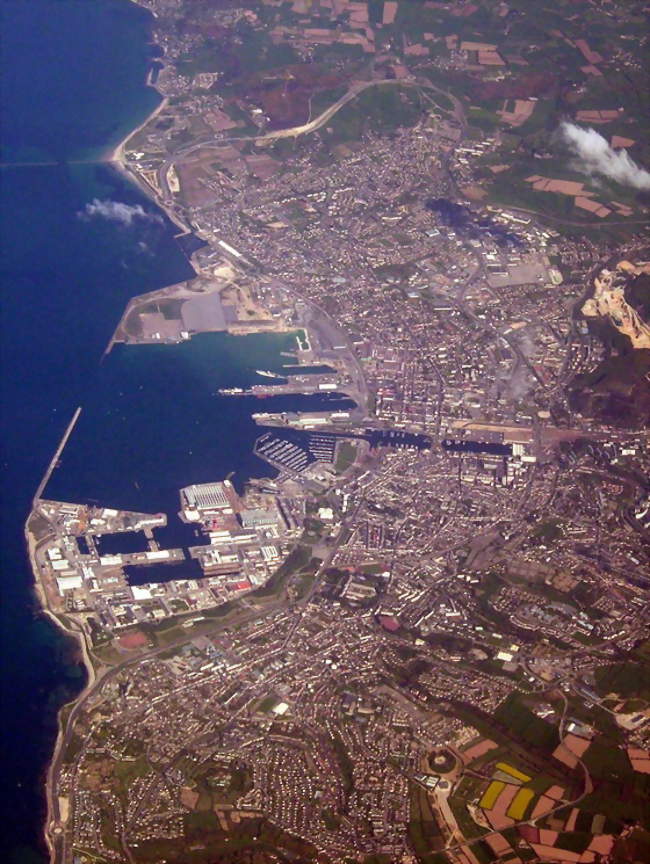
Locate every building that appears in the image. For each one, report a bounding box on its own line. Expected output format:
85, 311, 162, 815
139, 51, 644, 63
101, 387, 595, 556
240, 508, 278, 529
181, 481, 236, 518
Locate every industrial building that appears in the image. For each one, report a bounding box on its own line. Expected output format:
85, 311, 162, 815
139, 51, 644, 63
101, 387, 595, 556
181, 481, 237, 518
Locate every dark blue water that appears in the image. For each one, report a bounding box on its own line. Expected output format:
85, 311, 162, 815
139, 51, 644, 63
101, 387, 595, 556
125, 559, 205, 586
0, 5, 357, 859
2, 0, 160, 163
45, 333, 355, 516
1, 168, 194, 861
97, 532, 151, 555
0, 1, 193, 860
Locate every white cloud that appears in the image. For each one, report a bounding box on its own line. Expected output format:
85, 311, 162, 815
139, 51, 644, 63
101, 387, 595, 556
80, 198, 164, 226
560, 122, 650, 190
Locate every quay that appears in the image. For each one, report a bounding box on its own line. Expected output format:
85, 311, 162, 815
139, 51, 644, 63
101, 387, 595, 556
33, 406, 82, 506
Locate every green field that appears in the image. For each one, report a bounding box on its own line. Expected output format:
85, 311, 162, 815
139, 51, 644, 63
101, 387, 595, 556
408, 782, 444, 862
335, 440, 358, 473
330, 731, 354, 799
494, 694, 560, 752
595, 661, 650, 701
322, 84, 424, 146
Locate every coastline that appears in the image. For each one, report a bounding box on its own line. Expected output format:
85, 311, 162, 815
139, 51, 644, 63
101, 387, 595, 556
104, 93, 168, 166
112, 155, 194, 239
99, 2, 194, 242
27, 2, 343, 857
30, 15, 188, 863
105, 93, 195, 239
27, 518, 97, 863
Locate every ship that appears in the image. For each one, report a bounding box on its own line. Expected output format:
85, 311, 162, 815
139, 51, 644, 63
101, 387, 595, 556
256, 369, 282, 379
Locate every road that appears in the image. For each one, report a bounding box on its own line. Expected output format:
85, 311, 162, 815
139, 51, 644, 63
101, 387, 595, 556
281, 494, 366, 650
441, 686, 593, 860
487, 203, 650, 229
177, 78, 425, 159
47, 591, 289, 860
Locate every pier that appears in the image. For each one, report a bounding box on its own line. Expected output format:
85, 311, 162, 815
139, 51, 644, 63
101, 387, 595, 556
33, 407, 82, 506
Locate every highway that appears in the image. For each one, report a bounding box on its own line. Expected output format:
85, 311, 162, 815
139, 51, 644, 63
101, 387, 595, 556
178, 78, 419, 158
173, 74, 459, 164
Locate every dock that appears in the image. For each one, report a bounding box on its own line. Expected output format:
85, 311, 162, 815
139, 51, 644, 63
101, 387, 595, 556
33, 407, 82, 506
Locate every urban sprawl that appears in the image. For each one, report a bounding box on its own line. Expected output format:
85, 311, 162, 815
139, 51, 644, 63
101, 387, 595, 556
30, 1, 650, 863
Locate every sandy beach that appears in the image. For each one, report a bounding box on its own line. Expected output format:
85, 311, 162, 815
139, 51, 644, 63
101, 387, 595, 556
106, 94, 195, 239
105, 93, 169, 165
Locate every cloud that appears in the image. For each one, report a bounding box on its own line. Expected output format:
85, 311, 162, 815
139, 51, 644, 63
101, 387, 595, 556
80, 198, 164, 226
560, 122, 650, 190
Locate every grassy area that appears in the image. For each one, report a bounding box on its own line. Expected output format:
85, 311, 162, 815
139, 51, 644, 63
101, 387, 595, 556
580, 779, 650, 831
113, 754, 150, 790
92, 644, 123, 665
176, 40, 223, 77
331, 732, 354, 800
595, 661, 650, 701
427, 89, 453, 113
255, 543, 312, 598
309, 83, 349, 117
455, 774, 484, 800
63, 732, 83, 763
582, 739, 632, 781
168, 598, 189, 614
467, 105, 500, 133
532, 519, 563, 541
359, 563, 385, 574
557, 831, 592, 854
494, 693, 559, 753
449, 796, 486, 843
335, 440, 358, 473
323, 84, 424, 146
321, 807, 341, 831
408, 782, 445, 861
293, 567, 319, 601
137, 811, 323, 862
257, 694, 280, 713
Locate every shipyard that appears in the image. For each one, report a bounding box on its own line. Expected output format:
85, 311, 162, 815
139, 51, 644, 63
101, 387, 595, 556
15, 0, 650, 860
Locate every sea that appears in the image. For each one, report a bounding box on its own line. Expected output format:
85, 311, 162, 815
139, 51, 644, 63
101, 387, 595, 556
44, 332, 354, 514
0, 1, 348, 860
